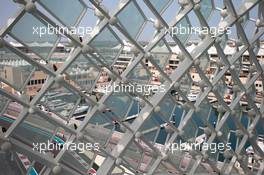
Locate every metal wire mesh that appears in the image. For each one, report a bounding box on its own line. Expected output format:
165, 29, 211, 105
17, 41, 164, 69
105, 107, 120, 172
0, 0, 264, 174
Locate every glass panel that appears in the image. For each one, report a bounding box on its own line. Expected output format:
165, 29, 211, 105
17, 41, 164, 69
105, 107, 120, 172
84, 112, 115, 148
0, 47, 33, 91
207, 145, 219, 162
86, 54, 104, 67
12, 114, 58, 150
0, 94, 8, 113
216, 78, 228, 97
10, 13, 58, 59
158, 96, 175, 121
150, 40, 171, 69
243, 17, 256, 40
208, 138, 222, 162
88, 112, 112, 126
155, 163, 178, 174
127, 63, 152, 84
38, 0, 86, 26
65, 54, 100, 91
0, 102, 23, 132
140, 115, 160, 143
90, 27, 122, 65
200, 0, 213, 19
61, 147, 100, 174
39, 83, 81, 119
219, 123, 230, 141
117, 1, 146, 38
173, 17, 191, 44
179, 74, 193, 95
219, 34, 228, 49
104, 92, 133, 119
233, 0, 256, 15
149, 0, 172, 13
181, 119, 198, 141
193, 100, 212, 124
198, 53, 210, 71
122, 141, 144, 171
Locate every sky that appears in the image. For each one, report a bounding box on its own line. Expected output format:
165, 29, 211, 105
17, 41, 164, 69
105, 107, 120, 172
0, 0, 261, 42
